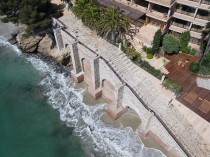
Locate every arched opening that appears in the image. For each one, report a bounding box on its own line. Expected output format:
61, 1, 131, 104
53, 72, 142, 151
101, 79, 115, 102
82, 58, 92, 85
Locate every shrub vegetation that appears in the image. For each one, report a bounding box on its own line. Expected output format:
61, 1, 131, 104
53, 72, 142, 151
152, 29, 162, 53
0, 0, 57, 34
180, 31, 190, 51
147, 53, 154, 59
163, 34, 180, 54
162, 79, 182, 95
189, 62, 200, 73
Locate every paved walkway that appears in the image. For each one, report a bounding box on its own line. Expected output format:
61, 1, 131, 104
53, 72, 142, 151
57, 8, 210, 157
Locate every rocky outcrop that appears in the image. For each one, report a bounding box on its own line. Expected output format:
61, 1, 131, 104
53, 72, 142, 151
37, 34, 54, 56
16, 33, 71, 66
17, 35, 43, 53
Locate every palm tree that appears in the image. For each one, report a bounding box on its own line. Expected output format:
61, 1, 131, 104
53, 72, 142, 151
96, 6, 130, 42
72, 0, 89, 20
82, 1, 101, 29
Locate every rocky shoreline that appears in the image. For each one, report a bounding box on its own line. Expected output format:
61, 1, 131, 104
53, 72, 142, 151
3, 23, 71, 67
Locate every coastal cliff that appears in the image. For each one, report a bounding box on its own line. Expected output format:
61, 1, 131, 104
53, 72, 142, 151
14, 32, 71, 66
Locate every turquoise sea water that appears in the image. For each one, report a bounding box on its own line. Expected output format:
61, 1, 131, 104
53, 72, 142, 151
0, 36, 167, 157
0, 39, 85, 157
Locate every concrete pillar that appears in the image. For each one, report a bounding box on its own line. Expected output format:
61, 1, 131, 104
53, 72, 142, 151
137, 112, 154, 138
193, 8, 198, 19
118, 42, 122, 50
53, 28, 64, 52
88, 56, 102, 99
161, 75, 166, 84
115, 83, 125, 108
106, 83, 128, 120
70, 42, 84, 83
167, 9, 172, 19
147, 3, 151, 11
189, 22, 193, 30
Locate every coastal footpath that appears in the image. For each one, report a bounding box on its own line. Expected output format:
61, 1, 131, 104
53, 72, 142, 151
51, 10, 210, 157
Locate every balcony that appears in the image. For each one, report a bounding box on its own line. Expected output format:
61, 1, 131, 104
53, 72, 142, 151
201, 0, 210, 5
191, 25, 203, 33
97, 0, 146, 20
147, 4, 169, 22
171, 19, 190, 29
114, 0, 148, 12
195, 9, 210, 21
175, 4, 196, 17
177, 0, 210, 10
173, 12, 207, 26
146, 0, 174, 7
190, 24, 203, 39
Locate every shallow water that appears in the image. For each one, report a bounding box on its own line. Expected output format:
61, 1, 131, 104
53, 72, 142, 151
0, 35, 167, 157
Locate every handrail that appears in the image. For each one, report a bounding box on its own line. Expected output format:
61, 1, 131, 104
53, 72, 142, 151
54, 20, 191, 157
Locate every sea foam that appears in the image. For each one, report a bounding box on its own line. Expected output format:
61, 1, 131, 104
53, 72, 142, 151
26, 55, 167, 157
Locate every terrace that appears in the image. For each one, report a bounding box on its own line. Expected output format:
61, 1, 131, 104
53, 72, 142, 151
97, 0, 146, 20
201, 0, 210, 5
146, 0, 174, 7
195, 9, 210, 21
114, 0, 148, 12
164, 53, 210, 122
191, 24, 203, 33
175, 4, 196, 17
147, 4, 169, 21
171, 18, 190, 29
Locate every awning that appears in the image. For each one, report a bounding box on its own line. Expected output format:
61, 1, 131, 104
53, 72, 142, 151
97, 0, 146, 20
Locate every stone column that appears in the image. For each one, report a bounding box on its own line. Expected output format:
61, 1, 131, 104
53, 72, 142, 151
189, 22, 193, 30
106, 83, 128, 120
137, 111, 154, 138
167, 9, 172, 19
118, 43, 122, 50
70, 42, 84, 83
147, 3, 151, 11
53, 28, 64, 52
88, 56, 102, 99
115, 83, 125, 108
193, 8, 198, 19
161, 75, 166, 84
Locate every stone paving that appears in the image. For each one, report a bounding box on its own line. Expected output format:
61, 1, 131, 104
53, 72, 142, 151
59, 11, 210, 157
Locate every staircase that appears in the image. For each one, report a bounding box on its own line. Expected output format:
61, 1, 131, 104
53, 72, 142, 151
106, 51, 160, 106
128, 37, 147, 58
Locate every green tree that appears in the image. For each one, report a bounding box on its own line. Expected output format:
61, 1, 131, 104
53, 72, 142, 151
0, 0, 54, 34
96, 6, 130, 42
82, 1, 101, 29
163, 34, 180, 54
72, 0, 92, 20
180, 31, 190, 51
152, 29, 162, 53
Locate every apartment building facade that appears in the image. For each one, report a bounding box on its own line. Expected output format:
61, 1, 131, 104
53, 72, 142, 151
97, 0, 210, 47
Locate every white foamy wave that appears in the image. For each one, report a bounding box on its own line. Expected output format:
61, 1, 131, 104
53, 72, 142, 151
0, 36, 21, 55
27, 56, 166, 157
